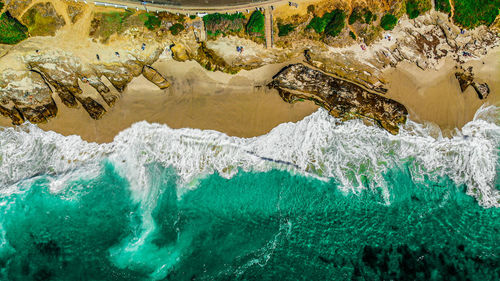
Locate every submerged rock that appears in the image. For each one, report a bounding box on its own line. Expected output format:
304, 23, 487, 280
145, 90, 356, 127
268, 64, 408, 134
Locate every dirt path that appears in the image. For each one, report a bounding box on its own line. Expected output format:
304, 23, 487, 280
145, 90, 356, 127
450, 0, 455, 19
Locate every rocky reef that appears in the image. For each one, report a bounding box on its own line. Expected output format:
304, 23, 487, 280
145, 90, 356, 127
268, 64, 408, 134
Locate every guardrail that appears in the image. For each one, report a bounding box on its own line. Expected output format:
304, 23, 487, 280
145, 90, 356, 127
94, 1, 128, 9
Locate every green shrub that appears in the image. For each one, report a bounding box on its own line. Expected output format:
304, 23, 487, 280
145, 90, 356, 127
277, 22, 295, 36
203, 13, 245, 37
405, 0, 431, 19
349, 31, 356, 39
189, 15, 196, 19
0, 1, 4, 11
434, 0, 451, 13
307, 5, 315, 14
349, 8, 374, 25
307, 9, 346, 37
363, 9, 374, 24
246, 11, 264, 36
203, 12, 245, 25
380, 14, 398, 30
169, 22, 184, 35
453, 0, 499, 28
348, 8, 362, 25
324, 10, 346, 37
0, 11, 28, 44
307, 16, 326, 33
144, 14, 161, 30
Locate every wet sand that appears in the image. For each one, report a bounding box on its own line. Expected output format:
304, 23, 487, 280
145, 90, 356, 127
384, 48, 500, 135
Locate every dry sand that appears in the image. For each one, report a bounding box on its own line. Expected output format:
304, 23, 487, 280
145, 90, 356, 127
384, 47, 500, 135
0, 60, 318, 143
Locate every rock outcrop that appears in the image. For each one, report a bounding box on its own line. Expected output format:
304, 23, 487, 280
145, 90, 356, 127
455, 67, 490, 100
268, 64, 408, 134
142, 66, 170, 89
0, 45, 169, 124
0, 69, 57, 124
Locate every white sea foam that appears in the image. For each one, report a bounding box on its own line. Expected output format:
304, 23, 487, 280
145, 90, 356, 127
0, 105, 498, 207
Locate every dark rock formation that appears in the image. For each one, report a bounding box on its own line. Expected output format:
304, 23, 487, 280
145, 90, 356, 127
472, 82, 490, 100
455, 67, 490, 99
268, 64, 408, 134
455, 69, 474, 92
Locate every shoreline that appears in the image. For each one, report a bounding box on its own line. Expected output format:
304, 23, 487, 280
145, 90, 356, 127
1, 46, 499, 143
383, 47, 500, 136
0, 59, 318, 143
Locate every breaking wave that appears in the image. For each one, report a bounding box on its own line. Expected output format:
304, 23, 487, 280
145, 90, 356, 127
0, 105, 499, 207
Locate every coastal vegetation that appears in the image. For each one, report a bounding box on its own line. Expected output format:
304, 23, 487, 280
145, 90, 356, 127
143, 13, 161, 30
349, 8, 375, 25
246, 11, 265, 37
434, 0, 451, 13
307, 9, 346, 38
0, 11, 28, 44
203, 12, 245, 37
405, 0, 431, 19
277, 22, 295, 36
307, 5, 315, 14
169, 23, 184, 35
90, 10, 133, 42
22, 2, 65, 36
380, 14, 398, 30
452, 0, 499, 28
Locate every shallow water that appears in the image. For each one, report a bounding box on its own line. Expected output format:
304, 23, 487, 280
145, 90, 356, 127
0, 107, 498, 280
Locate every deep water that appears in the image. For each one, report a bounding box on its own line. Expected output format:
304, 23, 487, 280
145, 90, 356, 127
0, 161, 498, 281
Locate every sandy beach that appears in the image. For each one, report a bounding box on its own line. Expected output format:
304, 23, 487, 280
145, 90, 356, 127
384, 47, 500, 135
0, 59, 318, 143
1, 46, 499, 143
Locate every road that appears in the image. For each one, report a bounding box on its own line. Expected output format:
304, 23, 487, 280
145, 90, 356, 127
92, 0, 294, 14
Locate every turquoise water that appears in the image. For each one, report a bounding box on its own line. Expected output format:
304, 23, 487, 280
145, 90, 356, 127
0, 161, 498, 281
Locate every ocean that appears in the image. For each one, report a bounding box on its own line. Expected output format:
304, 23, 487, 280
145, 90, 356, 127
0, 107, 498, 280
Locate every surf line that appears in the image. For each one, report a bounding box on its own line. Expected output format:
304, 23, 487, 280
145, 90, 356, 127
245, 150, 300, 169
